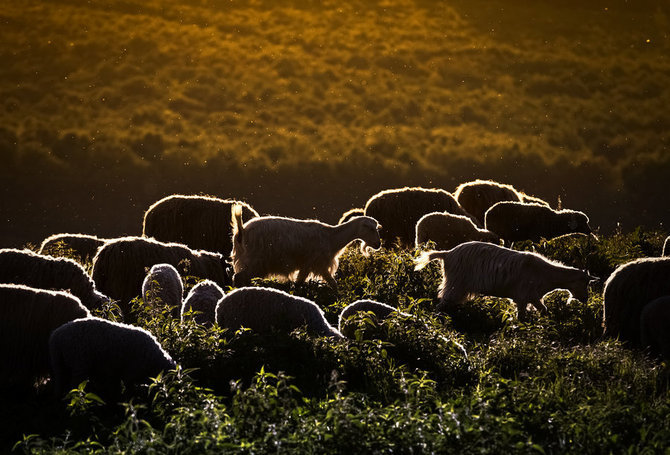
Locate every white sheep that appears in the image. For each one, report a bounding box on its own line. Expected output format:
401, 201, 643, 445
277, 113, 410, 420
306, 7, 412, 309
640, 296, 670, 360
485, 201, 592, 243
0, 248, 109, 311
48, 317, 177, 396
0, 284, 90, 388
415, 212, 500, 250
364, 186, 476, 248
215, 286, 342, 337
141, 263, 184, 317
453, 179, 524, 227
181, 279, 225, 326
91, 236, 229, 318
142, 194, 258, 256
230, 205, 381, 288
602, 257, 670, 347
415, 241, 595, 321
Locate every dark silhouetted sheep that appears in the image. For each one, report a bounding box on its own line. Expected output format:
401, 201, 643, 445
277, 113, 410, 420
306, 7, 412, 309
453, 179, 523, 227
0, 284, 90, 388
415, 241, 595, 321
663, 236, 669, 256
364, 187, 476, 248
49, 317, 176, 396
415, 212, 500, 250
141, 263, 183, 317
91, 236, 229, 317
39, 233, 107, 264
231, 206, 381, 288
0, 248, 109, 311
181, 279, 224, 326
215, 286, 342, 337
485, 201, 592, 243
640, 296, 670, 360
142, 194, 258, 256
603, 257, 670, 347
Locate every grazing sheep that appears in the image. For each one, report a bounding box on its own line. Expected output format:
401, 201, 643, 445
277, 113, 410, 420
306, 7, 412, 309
640, 296, 670, 360
39, 233, 107, 264
453, 179, 523, 226
663, 236, 669, 256
231, 206, 381, 288
91, 236, 229, 317
338, 208, 365, 224
602, 257, 670, 347
338, 299, 404, 339
142, 194, 258, 256
141, 263, 184, 317
415, 241, 595, 320
485, 201, 592, 243
364, 187, 476, 248
415, 212, 500, 250
0, 284, 90, 388
0, 248, 109, 311
48, 317, 176, 396
181, 279, 224, 326
215, 286, 342, 337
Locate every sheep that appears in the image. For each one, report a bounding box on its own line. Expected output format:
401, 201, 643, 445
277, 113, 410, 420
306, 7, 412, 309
602, 257, 670, 347
0, 248, 109, 311
48, 317, 176, 396
142, 194, 259, 256
663, 236, 669, 256
519, 192, 551, 207
141, 263, 184, 317
453, 179, 524, 227
181, 279, 225, 326
338, 208, 365, 224
91, 236, 229, 318
39, 233, 107, 264
415, 241, 595, 321
0, 284, 90, 388
484, 201, 592, 243
215, 286, 342, 337
230, 205, 381, 288
338, 299, 405, 339
640, 296, 670, 360
363, 187, 476, 248
415, 212, 500, 250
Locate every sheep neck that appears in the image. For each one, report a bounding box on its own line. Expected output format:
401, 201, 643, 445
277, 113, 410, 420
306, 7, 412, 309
329, 221, 363, 253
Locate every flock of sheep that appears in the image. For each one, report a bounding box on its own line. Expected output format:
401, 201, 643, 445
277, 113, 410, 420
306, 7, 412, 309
2, 179, 669, 397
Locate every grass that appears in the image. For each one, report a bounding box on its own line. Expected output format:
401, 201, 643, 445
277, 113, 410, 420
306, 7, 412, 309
4, 229, 670, 454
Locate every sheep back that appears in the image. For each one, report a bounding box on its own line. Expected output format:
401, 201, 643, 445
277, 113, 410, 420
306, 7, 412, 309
215, 287, 342, 337
0, 248, 109, 311
415, 212, 500, 250
603, 257, 670, 347
454, 179, 523, 226
485, 201, 591, 243
48, 317, 176, 396
640, 296, 670, 360
141, 263, 184, 317
39, 233, 106, 264
0, 284, 90, 387
364, 187, 475, 248
338, 299, 400, 338
142, 194, 258, 255
91, 236, 228, 317
181, 279, 224, 326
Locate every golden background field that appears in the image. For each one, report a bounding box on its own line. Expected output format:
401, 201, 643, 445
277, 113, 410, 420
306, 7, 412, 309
2, 0, 668, 246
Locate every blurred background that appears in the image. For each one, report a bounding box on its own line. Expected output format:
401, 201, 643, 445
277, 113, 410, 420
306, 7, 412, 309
2, 0, 668, 247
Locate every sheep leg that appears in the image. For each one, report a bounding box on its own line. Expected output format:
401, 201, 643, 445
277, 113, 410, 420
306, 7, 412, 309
323, 274, 339, 290
295, 269, 309, 285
